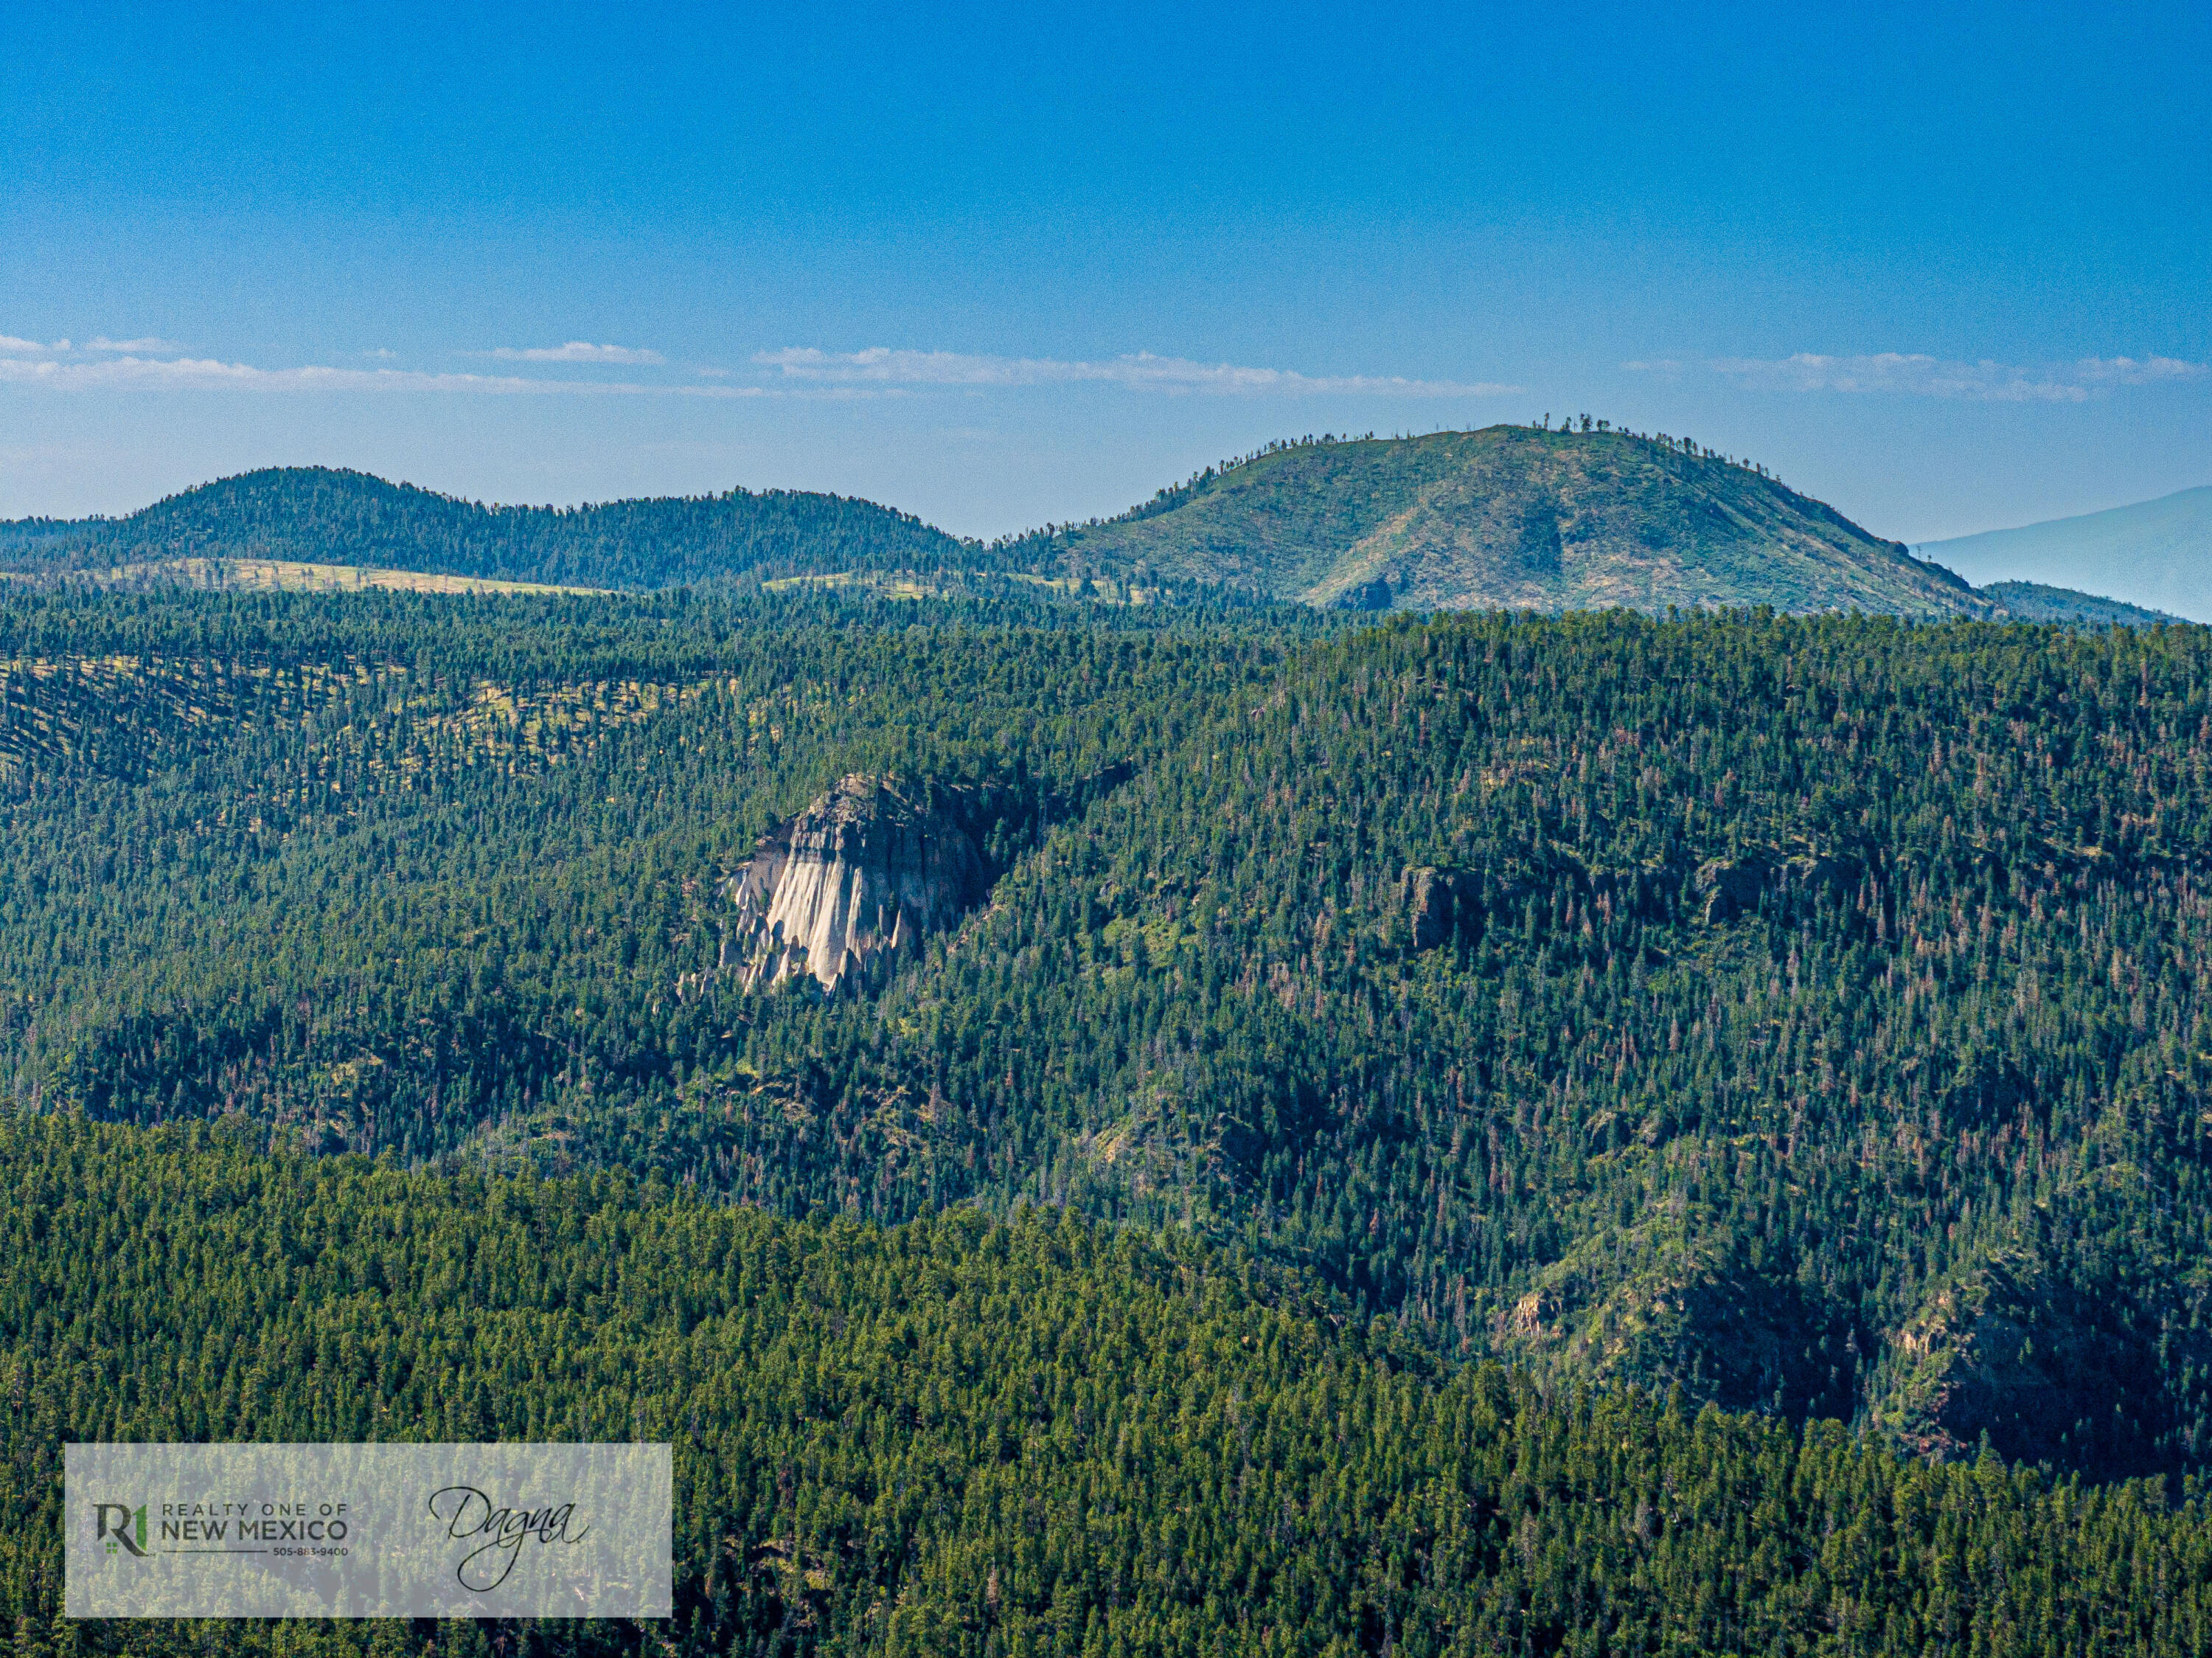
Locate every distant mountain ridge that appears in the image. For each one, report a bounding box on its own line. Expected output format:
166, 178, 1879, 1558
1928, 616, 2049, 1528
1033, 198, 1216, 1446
1035, 426, 1988, 617
4, 448, 2187, 625
3, 466, 967, 591
1914, 486, 2212, 622
1975, 581, 2177, 628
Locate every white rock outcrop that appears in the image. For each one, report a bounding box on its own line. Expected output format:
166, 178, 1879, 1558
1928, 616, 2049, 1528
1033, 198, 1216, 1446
718, 775, 991, 992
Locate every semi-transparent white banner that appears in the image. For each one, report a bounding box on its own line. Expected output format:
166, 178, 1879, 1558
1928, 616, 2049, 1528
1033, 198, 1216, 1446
66, 1443, 671, 1619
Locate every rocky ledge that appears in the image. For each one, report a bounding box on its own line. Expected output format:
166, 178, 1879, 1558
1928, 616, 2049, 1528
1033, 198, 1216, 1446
717, 775, 995, 993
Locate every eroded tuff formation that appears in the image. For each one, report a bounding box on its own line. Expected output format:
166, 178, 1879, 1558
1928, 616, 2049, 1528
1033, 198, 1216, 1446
718, 775, 994, 992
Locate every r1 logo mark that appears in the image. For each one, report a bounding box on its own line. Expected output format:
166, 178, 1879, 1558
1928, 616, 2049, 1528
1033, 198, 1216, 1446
94, 1504, 146, 1557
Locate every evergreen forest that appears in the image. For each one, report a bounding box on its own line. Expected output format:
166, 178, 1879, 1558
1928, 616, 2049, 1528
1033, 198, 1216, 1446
8, 1119, 2212, 1657
7, 575, 2212, 1651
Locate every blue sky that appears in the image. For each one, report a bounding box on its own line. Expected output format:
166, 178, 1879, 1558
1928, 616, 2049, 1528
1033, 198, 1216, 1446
3, 1, 2206, 541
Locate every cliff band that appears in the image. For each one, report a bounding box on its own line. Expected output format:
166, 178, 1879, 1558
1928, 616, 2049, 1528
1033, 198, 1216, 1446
720, 775, 991, 991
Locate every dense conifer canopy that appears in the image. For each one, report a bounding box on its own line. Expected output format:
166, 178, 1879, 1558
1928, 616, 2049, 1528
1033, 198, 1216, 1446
7, 580, 2212, 1651
6, 1119, 2212, 1657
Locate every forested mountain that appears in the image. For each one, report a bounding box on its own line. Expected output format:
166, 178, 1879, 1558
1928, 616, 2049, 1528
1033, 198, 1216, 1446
1023, 426, 1989, 615
1, 467, 967, 589
7, 582, 2212, 1499
0, 518, 89, 557
1919, 487, 2212, 623
5, 448, 2157, 627
1976, 580, 2179, 627
7, 1117, 2212, 1658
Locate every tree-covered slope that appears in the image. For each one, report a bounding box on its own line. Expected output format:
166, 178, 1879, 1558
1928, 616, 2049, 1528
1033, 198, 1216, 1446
7, 451, 2138, 625
6, 589, 2212, 1485
1980, 580, 2180, 627
1, 466, 970, 589
9, 1117, 2212, 1658
1034, 426, 1984, 616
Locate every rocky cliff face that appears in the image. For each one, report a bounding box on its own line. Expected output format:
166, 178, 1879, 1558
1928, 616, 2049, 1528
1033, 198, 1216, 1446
718, 775, 993, 993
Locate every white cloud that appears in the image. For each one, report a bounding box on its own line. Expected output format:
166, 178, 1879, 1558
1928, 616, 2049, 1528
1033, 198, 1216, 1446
2070, 355, 2208, 387
0, 339, 1521, 404
0, 352, 763, 397
755, 347, 1517, 397
476, 341, 667, 364
4, 334, 175, 354
1650, 350, 2208, 403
